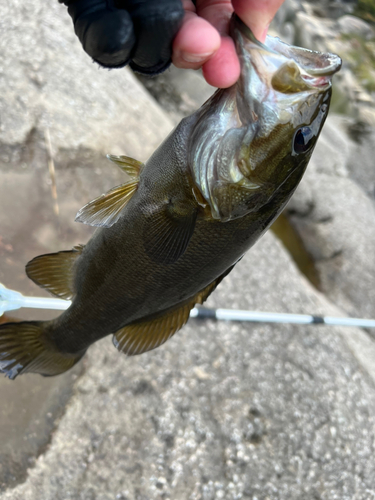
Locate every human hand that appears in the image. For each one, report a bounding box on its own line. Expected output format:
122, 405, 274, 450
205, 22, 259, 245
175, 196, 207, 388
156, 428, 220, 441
60, 0, 285, 86
172, 0, 286, 88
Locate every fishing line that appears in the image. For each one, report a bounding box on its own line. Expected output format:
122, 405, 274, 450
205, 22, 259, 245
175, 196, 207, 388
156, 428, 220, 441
1, 282, 374, 329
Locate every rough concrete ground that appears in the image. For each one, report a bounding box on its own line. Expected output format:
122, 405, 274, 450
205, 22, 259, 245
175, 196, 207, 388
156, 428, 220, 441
1, 0, 375, 498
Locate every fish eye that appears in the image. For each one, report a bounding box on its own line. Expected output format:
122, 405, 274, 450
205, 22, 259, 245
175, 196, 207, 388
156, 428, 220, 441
293, 127, 314, 155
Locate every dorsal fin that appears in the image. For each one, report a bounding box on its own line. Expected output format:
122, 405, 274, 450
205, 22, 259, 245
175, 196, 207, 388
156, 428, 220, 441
113, 264, 236, 356
26, 244, 84, 300
75, 180, 139, 228
75, 153, 143, 228
106, 154, 143, 178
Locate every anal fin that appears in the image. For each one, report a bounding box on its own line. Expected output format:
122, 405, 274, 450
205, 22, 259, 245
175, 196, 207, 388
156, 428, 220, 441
113, 265, 235, 356
26, 244, 84, 300
113, 302, 193, 356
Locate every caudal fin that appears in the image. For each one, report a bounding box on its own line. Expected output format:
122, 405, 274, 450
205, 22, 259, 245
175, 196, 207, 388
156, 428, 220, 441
0, 321, 84, 379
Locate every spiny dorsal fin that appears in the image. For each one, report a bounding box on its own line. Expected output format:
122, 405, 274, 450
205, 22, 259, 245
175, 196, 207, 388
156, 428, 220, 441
75, 180, 139, 227
26, 244, 84, 300
106, 154, 143, 178
113, 265, 235, 356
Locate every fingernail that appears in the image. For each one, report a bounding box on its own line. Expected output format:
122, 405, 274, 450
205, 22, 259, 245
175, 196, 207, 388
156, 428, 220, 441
259, 24, 270, 43
181, 52, 213, 63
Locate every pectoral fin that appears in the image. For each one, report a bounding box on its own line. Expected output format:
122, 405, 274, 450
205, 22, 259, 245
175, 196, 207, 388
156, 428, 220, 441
113, 265, 235, 356
26, 245, 84, 300
75, 180, 139, 227
143, 202, 197, 265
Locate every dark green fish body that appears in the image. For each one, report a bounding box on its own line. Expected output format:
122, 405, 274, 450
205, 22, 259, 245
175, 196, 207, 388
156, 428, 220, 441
49, 116, 267, 354
0, 16, 341, 378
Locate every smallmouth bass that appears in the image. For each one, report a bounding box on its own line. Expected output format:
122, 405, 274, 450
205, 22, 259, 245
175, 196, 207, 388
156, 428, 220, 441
0, 16, 341, 379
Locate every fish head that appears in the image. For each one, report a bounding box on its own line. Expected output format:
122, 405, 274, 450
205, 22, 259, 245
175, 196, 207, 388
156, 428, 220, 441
189, 15, 341, 222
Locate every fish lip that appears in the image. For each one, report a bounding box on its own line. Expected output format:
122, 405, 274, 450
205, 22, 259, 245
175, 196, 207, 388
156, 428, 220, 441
265, 36, 342, 78
231, 14, 342, 82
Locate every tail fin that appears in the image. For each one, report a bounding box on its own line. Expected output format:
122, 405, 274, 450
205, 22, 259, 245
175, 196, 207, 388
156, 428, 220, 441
0, 321, 84, 379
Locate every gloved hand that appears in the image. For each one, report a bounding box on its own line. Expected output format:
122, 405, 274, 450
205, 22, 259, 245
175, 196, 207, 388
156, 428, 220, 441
59, 0, 185, 75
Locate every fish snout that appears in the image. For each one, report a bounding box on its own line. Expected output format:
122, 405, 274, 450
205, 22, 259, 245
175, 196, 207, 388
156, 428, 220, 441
268, 37, 342, 93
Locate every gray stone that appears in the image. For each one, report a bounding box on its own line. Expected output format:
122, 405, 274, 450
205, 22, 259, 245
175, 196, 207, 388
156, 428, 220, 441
270, 0, 301, 35
285, 113, 375, 322
294, 11, 338, 53
0, 0, 173, 173
287, 174, 375, 320
275, 0, 356, 24
137, 66, 214, 125
307, 114, 351, 178
337, 14, 375, 40
331, 69, 366, 117
293, 10, 375, 125
346, 127, 375, 199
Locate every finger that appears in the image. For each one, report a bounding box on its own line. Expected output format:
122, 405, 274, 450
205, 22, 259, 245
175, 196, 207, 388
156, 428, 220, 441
194, 0, 240, 87
117, 0, 185, 75
202, 35, 240, 88
232, 0, 285, 41
172, 11, 221, 69
195, 0, 234, 35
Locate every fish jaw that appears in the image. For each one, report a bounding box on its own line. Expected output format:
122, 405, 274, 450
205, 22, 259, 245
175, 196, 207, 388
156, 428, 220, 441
188, 15, 341, 222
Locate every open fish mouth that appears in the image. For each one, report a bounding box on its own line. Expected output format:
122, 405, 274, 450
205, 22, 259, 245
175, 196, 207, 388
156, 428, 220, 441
266, 34, 342, 77
268, 39, 342, 92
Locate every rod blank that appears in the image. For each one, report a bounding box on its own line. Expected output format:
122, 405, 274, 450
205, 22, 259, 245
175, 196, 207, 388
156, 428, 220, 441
190, 307, 375, 329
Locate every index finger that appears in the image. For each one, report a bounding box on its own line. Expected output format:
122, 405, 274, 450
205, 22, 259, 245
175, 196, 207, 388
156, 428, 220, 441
232, 0, 285, 42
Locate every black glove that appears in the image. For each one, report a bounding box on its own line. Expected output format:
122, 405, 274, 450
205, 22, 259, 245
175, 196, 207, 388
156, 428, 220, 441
60, 0, 185, 75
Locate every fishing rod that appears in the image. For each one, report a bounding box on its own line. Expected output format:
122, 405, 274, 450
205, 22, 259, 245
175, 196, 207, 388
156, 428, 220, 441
1, 282, 374, 329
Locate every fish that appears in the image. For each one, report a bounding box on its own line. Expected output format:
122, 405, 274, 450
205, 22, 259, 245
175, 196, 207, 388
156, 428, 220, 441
0, 15, 341, 379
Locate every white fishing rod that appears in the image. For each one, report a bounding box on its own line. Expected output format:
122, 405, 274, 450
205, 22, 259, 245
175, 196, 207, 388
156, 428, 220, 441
1, 282, 375, 329
0, 283, 71, 315
190, 307, 375, 328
